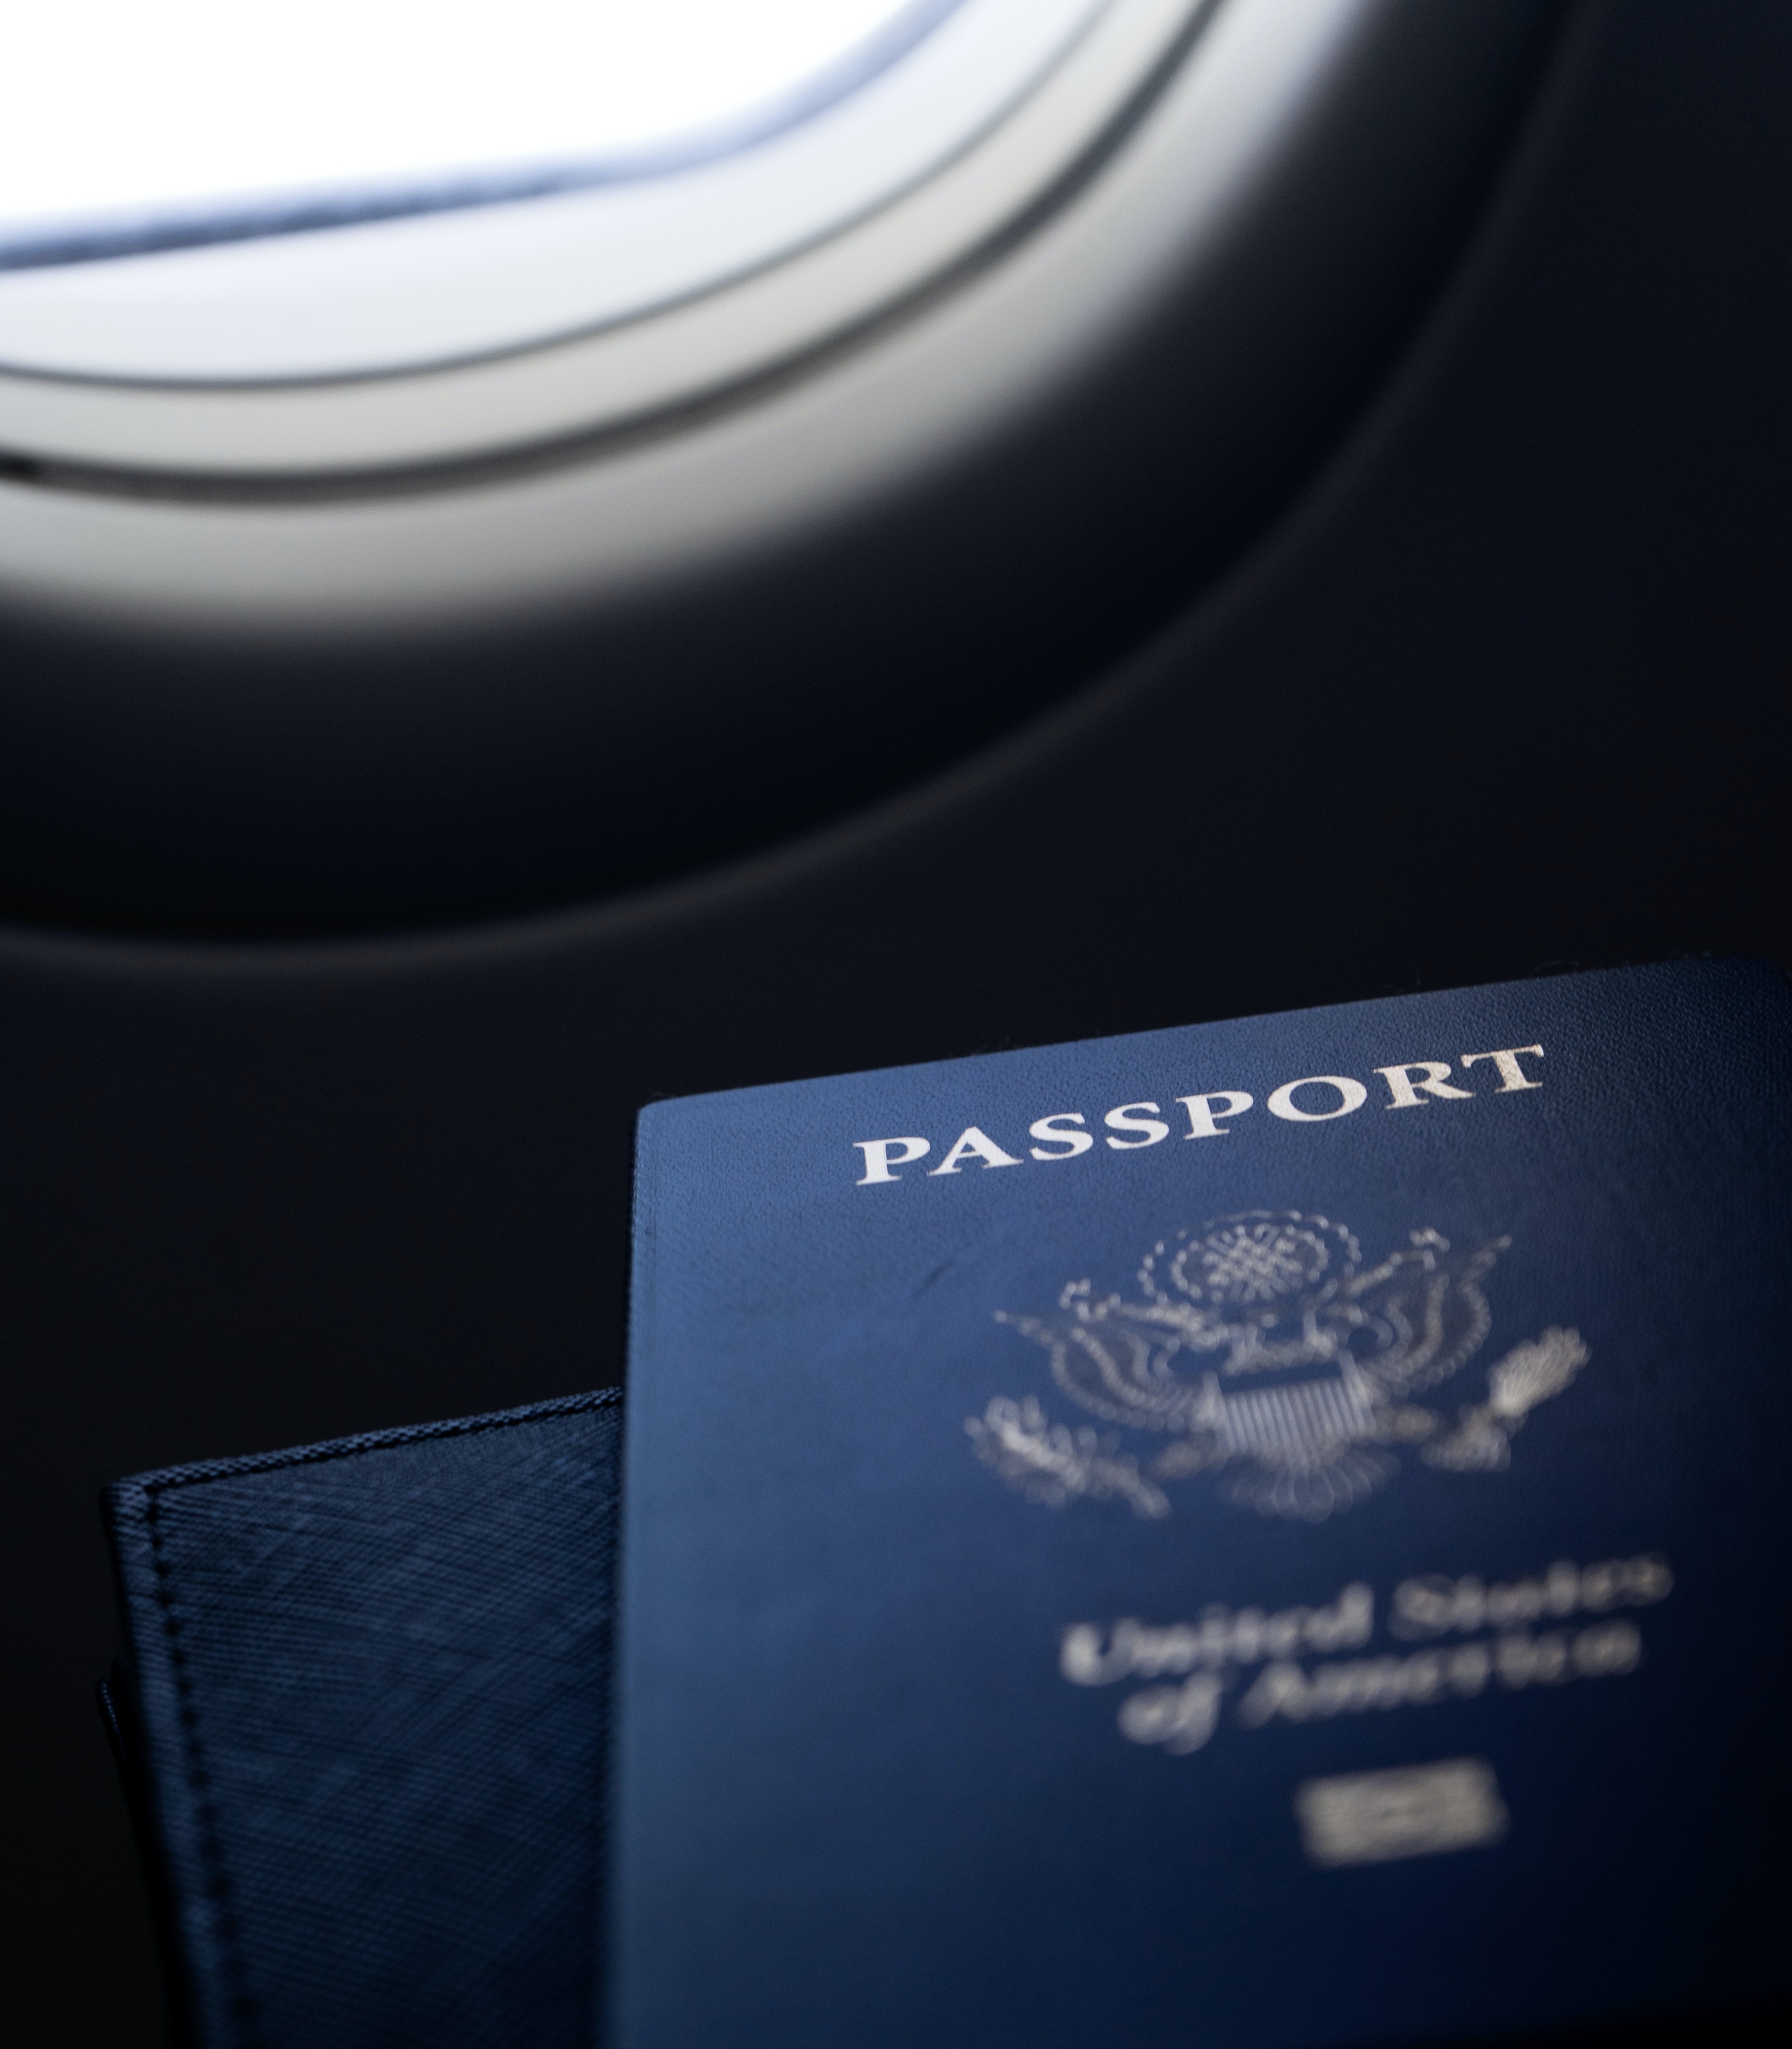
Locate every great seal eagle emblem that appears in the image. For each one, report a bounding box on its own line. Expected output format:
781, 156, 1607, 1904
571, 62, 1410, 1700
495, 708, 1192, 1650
966, 1212, 1586, 1521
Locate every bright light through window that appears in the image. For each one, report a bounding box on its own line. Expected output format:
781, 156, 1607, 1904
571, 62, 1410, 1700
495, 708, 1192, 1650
1, 1, 954, 266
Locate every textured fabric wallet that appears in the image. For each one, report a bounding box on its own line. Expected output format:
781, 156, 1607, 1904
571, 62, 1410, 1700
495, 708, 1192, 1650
101, 1389, 623, 2049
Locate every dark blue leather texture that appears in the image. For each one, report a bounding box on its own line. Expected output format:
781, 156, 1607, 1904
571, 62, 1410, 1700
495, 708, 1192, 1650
104, 1390, 623, 2049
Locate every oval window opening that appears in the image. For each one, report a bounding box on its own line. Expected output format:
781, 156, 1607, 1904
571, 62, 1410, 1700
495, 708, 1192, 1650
0, 0, 1113, 386
0, 0, 958, 270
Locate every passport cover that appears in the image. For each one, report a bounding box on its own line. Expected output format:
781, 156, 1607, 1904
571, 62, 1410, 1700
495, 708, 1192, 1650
613, 960, 1792, 2049
103, 1390, 623, 2049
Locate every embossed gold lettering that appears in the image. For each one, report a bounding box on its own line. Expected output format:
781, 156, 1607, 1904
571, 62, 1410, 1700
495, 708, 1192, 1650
1103, 1102, 1170, 1149
1236, 1625, 1636, 1730
1461, 1045, 1545, 1091
1117, 1673, 1225, 1754
1265, 1076, 1369, 1122
1028, 1113, 1094, 1161
1175, 1091, 1254, 1138
929, 1126, 1022, 1175
852, 1137, 930, 1185
1060, 1585, 1373, 1686
1375, 1061, 1475, 1109
1303, 1583, 1375, 1653
1389, 1556, 1672, 1639
1060, 1623, 1128, 1686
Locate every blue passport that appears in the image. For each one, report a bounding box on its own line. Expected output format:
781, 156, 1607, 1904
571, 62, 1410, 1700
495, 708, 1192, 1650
613, 960, 1792, 2048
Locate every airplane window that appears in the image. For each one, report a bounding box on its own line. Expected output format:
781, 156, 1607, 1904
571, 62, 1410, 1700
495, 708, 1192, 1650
2, 2, 954, 269
0, 0, 1558, 933
0, 0, 1111, 384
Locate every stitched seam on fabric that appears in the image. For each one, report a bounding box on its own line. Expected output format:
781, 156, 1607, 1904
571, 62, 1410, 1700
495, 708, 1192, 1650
146, 1486, 265, 2049
141, 1387, 622, 1497
128, 1386, 623, 2041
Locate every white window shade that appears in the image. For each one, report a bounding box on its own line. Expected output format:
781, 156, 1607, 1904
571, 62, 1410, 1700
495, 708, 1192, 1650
0, 0, 1556, 634
0, 0, 1112, 387
0, 2, 956, 267
0, 0, 1560, 934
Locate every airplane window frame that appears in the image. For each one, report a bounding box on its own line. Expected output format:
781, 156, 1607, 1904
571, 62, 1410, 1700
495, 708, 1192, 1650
0, 1, 967, 275
0, 0, 1542, 639
0, 0, 1103, 387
